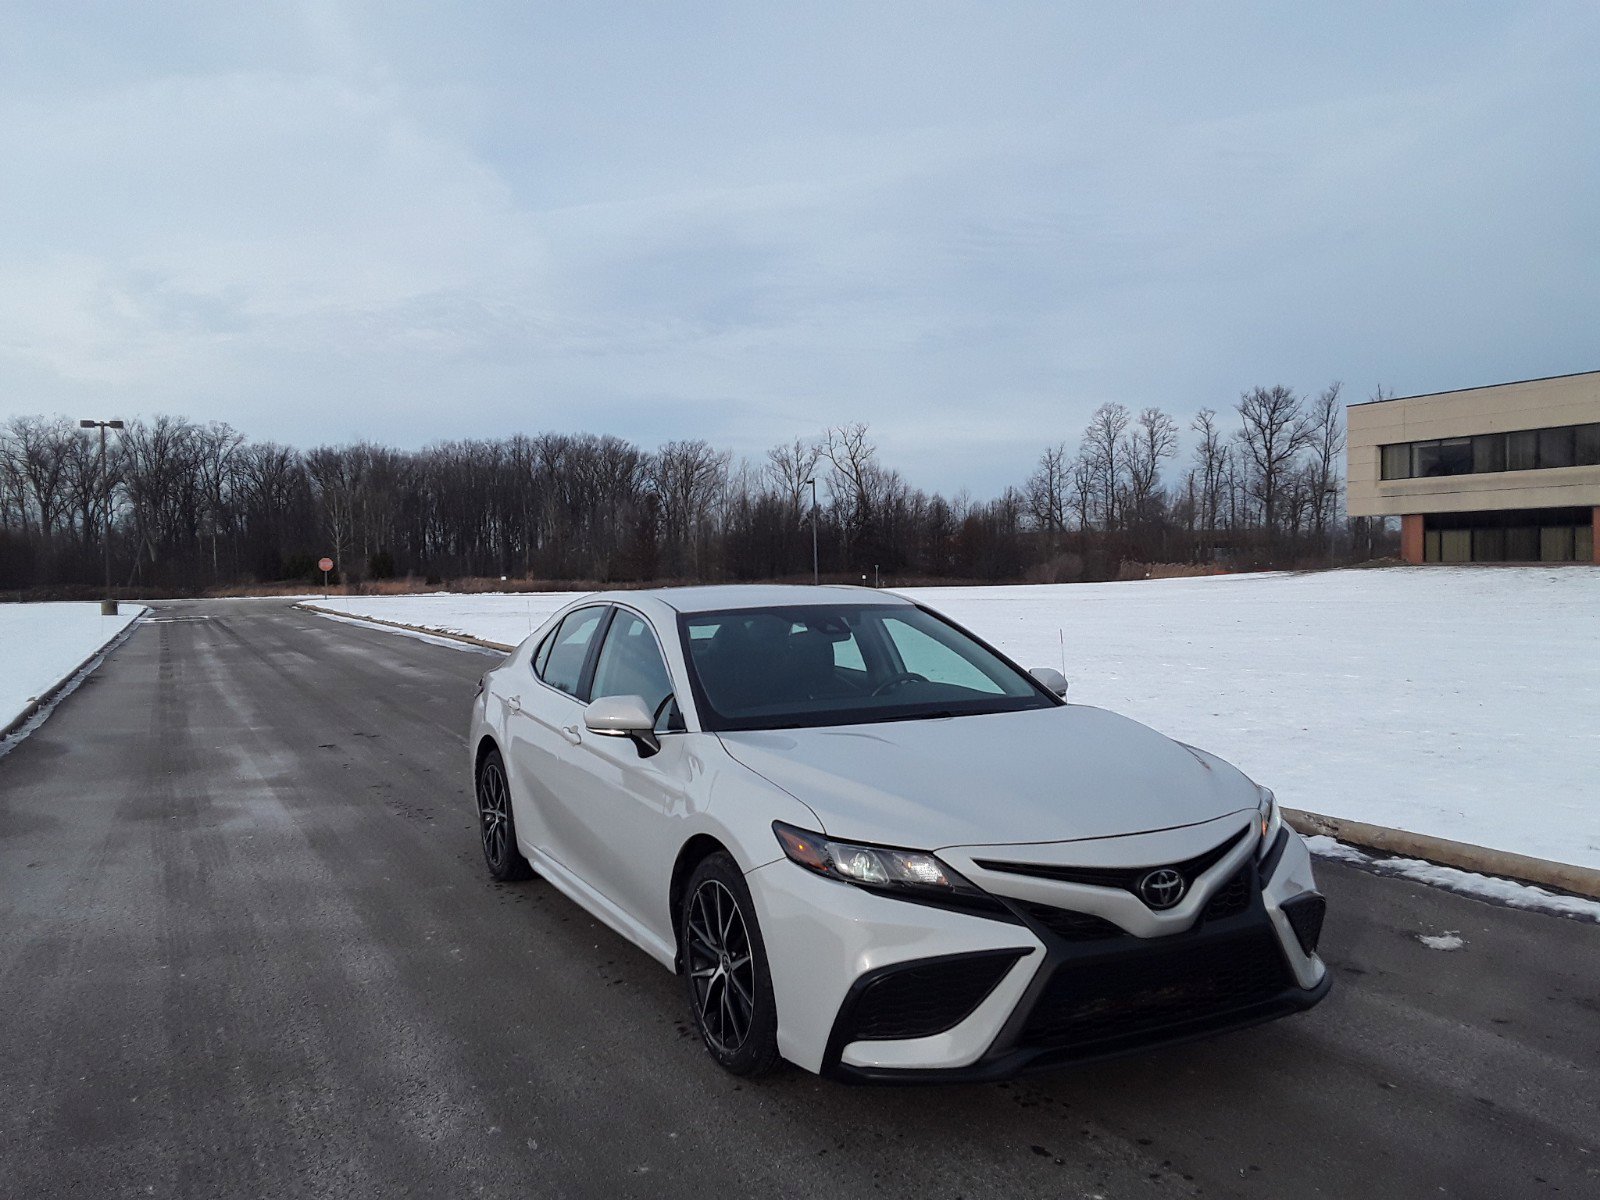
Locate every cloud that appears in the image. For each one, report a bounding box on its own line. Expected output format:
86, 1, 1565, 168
0, 2, 1596, 491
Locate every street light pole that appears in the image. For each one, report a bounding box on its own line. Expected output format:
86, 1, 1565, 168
79, 419, 125, 600
806, 478, 819, 585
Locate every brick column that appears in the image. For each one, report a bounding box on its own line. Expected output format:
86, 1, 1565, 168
1400, 514, 1424, 564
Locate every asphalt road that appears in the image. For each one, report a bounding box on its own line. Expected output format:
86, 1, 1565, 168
2, 599, 1597, 1200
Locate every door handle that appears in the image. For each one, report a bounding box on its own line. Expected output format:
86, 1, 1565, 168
560, 724, 583, 745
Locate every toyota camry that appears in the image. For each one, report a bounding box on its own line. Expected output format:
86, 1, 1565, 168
467, 585, 1329, 1082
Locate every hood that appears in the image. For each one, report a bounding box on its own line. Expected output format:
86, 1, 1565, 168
717, 705, 1257, 850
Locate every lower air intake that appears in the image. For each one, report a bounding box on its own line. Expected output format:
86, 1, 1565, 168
846, 950, 1026, 1041
1280, 893, 1326, 956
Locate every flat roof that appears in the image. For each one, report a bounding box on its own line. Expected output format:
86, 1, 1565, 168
1349, 368, 1600, 407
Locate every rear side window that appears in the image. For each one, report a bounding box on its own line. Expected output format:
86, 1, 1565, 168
536, 606, 606, 697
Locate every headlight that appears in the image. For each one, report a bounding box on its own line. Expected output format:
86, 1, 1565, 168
773, 822, 964, 893
1255, 786, 1282, 856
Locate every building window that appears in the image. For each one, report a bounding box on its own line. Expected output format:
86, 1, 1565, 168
1471, 434, 1506, 473
1471, 527, 1505, 561
1572, 423, 1600, 466
1382, 421, 1599, 479
1506, 430, 1538, 470
1538, 427, 1575, 469
1380, 444, 1412, 480
1412, 438, 1472, 477
1421, 508, 1593, 563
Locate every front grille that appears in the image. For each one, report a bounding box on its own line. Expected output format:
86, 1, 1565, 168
1020, 929, 1293, 1051
1202, 865, 1254, 921
847, 951, 1026, 1041
1017, 901, 1129, 942
975, 828, 1250, 902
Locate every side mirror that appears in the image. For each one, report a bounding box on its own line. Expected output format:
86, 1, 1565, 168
583, 694, 660, 756
1029, 667, 1068, 698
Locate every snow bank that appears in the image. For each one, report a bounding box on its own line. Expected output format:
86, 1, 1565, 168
310, 592, 587, 647
1304, 837, 1600, 924
1, 602, 146, 735
307, 567, 1600, 871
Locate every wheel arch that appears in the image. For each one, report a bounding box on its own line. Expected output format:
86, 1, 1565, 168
669, 833, 734, 971
474, 735, 502, 776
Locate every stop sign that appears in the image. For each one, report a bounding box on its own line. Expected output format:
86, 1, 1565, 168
318, 557, 334, 572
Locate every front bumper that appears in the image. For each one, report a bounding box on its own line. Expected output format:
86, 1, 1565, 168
748, 822, 1329, 1082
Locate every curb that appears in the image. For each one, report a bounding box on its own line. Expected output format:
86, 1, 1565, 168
1285, 808, 1600, 902
0, 610, 147, 742
296, 603, 515, 653
296, 602, 1600, 903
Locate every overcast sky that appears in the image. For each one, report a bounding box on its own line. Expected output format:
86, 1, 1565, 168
1, 2, 1596, 494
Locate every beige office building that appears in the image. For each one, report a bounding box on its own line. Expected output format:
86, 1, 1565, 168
1346, 371, 1600, 564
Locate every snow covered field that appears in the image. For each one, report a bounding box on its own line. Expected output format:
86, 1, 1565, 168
308, 567, 1600, 871
1, 603, 146, 736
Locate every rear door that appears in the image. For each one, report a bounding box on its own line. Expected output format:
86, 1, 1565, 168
504, 604, 610, 870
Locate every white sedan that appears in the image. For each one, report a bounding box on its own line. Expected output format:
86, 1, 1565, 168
467, 584, 1329, 1081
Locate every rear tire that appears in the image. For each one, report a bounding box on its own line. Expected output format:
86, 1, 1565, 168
476, 748, 534, 882
680, 852, 780, 1077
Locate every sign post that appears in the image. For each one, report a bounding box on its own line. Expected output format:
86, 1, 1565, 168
319, 557, 334, 600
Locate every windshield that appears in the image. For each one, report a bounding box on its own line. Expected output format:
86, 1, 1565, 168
679, 603, 1057, 731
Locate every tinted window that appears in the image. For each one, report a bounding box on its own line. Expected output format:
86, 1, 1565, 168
1577, 424, 1600, 466
1380, 444, 1410, 480
537, 606, 606, 697
681, 604, 1053, 731
590, 611, 682, 731
1472, 434, 1506, 473
1538, 427, 1574, 469
1507, 430, 1538, 470
1414, 438, 1471, 477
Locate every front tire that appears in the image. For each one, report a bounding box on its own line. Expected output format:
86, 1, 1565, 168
680, 852, 780, 1077
475, 748, 534, 882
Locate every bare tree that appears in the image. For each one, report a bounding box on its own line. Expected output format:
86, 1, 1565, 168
823, 422, 878, 557
764, 438, 822, 515
1235, 385, 1311, 538
1190, 408, 1228, 539
649, 439, 731, 577
1081, 402, 1131, 529
1122, 407, 1179, 527
1303, 382, 1345, 552
1025, 443, 1070, 542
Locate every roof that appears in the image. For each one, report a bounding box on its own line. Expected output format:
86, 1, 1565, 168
594, 583, 912, 615
1349, 368, 1600, 407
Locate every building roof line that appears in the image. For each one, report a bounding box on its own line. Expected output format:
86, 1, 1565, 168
1350, 369, 1600, 407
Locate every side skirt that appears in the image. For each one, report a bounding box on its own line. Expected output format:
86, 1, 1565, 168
521, 844, 679, 971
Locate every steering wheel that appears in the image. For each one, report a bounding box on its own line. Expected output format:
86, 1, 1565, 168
871, 672, 928, 696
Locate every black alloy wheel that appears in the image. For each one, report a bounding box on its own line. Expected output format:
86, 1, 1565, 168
476, 749, 533, 882
680, 853, 780, 1076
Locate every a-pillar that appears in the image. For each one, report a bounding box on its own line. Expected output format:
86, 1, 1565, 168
1400, 514, 1424, 564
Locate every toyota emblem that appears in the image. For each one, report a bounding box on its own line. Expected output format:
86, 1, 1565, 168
1138, 867, 1186, 909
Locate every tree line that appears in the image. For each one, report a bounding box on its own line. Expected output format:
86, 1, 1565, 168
0, 382, 1387, 594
